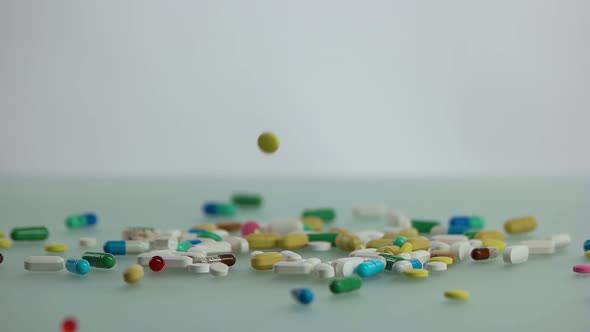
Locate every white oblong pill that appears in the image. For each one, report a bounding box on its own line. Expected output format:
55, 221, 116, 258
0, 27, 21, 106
469, 239, 483, 247
224, 236, 249, 253
266, 219, 304, 234
503, 245, 529, 264
429, 240, 451, 251
187, 245, 208, 257
136, 250, 174, 265
545, 233, 571, 250
280, 250, 302, 261
313, 263, 335, 279
308, 241, 332, 252
150, 236, 178, 250
397, 253, 411, 260
431, 235, 469, 245
393, 260, 412, 274
335, 259, 363, 277
425, 261, 447, 271
451, 242, 473, 261
520, 240, 556, 254
250, 250, 264, 258
273, 261, 313, 275
24, 256, 65, 271
192, 241, 231, 255
386, 210, 411, 228
79, 237, 97, 248
210, 262, 229, 277
352, 204, 388, 219
305, 257, 322, 267
429, 225, 448, 236
410, 250, 431, 264
187, 263, 210, 274
173, 251, 206, 259
349, 248, 378, 257
160, 255, 192, 268
212, 229, 229, 238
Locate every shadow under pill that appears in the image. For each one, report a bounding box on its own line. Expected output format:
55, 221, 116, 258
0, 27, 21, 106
442, 300, 469, 306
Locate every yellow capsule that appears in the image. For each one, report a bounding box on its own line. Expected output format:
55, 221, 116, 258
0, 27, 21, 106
0, 230, 4, 238
328, 227, 351, 235
123, 264, 144, 284
335, 234, 362, 251
403, 269, 429, 278
400, 242, 413, 253
366, 238, 393, 249
504, 216, 537, 234
246, 233, 282, 249
302, 217, 324, 232
406, 236, 430, 250
585, 250, 590, 259
191, 223, 217, 231
381, 232, 399, 239
444, 289, 469, 301
251, 252, 283, 270
45, 243, 67, 253
429, 256, 453, 265
482, 239, 506, 252
0, 239, 12, 248
276, 233, 309, 250
474, 230, 505, 241
376, 245, 401, 255
398, 228, 419, 238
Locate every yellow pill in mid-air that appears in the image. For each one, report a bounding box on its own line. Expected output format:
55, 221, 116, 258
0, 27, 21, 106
123, 264, 144, 284
0, 239, 12, 248
0, 230, 4, 238
45, 243, 67, 253
429, 256, 453, 265
444, 289, 470, 301
257, 132, 280, 154
585, 250, 590, 258
403, 269, 429, 278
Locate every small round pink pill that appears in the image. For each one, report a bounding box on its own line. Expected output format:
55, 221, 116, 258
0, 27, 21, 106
572, 264, 590, 274
241, 221, 260, 236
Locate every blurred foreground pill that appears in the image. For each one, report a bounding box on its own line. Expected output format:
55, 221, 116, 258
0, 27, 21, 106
545, 233, 571, 250
61, 317, 78, 332
425, 261, 447, 272
573, 264, 590, 274
65, 258, 90, 275
79, 237, 97, 248
24, 256, 64, 271
444, 289, 469, 301
449, 215, 484, 231
291, 288, 314, 304
309, 241, 332, 251
302, 208, 336, 222
520, 240, 555, 255
123, 264, 144, 284
411, 220, 440, 233
0, 239, 12, 248
386, 210, 411, 228
403, 269, 428, 278
504, 216, 537, 234
65, 212, 97, 229
202, 202, 236, 217
257, 132, 280, 153
330, 276, 362, 294
503, 245, 529, 264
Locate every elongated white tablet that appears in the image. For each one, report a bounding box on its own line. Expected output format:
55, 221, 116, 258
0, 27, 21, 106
187, 263, 210, 274
429, 240, 450, 251
223, 236, 249, 253
520, 240, 556, 254
265, 219, 304, 234
429, 225, 448, 236
210, 262, 229, 277
161, 255, 192, 268
136, 250, 174, 265
305, 258, 322, 267
190, 241, 231, 255
273, 261, 313, 275
410, 250, 431, 264
313, 263, 335, 279
79, 237, 97, 248
503, 245, 529, 264
150, 236, 178, 250
545, 233, 571, 250
425, 261, 447, 271
431, 235, 469, 244
24, 256, 65, 271
393, 260, 412, 273
349, 248, 378, 257
352, 205, 388, 219
355, 230, 385, 244
386, 210, 411, 228
280, 250, 302, 261
308, 241, 332, 251
172, 251, 206, 259
451, 242, 473, 261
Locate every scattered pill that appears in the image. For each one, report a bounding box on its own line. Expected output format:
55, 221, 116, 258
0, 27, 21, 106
247, 233, 282, 249
503, 245, 529, 264
65, 212, 97, 228
308, 241, 332, 251
82, 252, 116, 269
277, 233, 309, 250
425, 261, 447, 272
65, 258, 91, 275
0, 253, 3, 264
291, 288, 314, 304
273, 261, 313, 275
432, 234, 470, 244
366, 238, 393, 248
393, 260, 413, 273
352, 205, 388, 219
504, 216, 537, 234
410, 250, 431, 264
79, 237, 97, 248
482, 239, 506, 252
584, 240, 590, 251
210, 262, 229, 277
545, 233, 571, 250
11, 226, 49, 241
335, 234, 362, 251
444, 289, 469, 301
257, 131, 280, 153
24, 256, 64, 271
45, 243, 68, 253
393, 236, 407, 247
194, 254, 236, 266
313, 262, 336, 279
573, 264, 590, 274
216, 221, 242, 232
451, 242, 473, 261
386, 210, 411, 228
429, 256, 453, 265
403, 269, 428, 278
241, 221, 261, 237
520, 240, 555, 255
355, 258, 385, 278
397, 252, 411, 260
224, 236, 250, 253
302, 208, 336, 222
473, 230, 504, 241
280, 250, 303, 261
0, 239, 12, 248
449, 216, 484, 231
202, 202, 236, 216
330, 276, 362, 294
231, 193, 262, 207
123, 264, 144, 284
251, 252, 283, 270
305, 258, 322, 267
429, 240, 450, 251
471, 247, 499, 261
334, 257, 365, 277
187, 263, 210, 274
302, 217, 324, 232
411, 220, 440, 233
61, 317, 78, 332
103, 240, 149, 255
448, 224, 469, 235
149, 256, 166, 271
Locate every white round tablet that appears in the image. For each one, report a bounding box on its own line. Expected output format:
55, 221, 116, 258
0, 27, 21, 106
187, 263, 210, 274
425, 261, 447, 271
79, 237, 97, 248
210, 262, 229, 277
308, 241, 332, 251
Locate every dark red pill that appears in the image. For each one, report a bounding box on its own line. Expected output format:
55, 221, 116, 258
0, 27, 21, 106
149, 256, 165, 272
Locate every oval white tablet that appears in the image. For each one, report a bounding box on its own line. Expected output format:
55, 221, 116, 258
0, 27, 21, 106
503, 245, 529, 264
79, 237, 97, 248
431, 235, 469, 245
265, 219, 304, 234
187, 263, 210, 274
334, 258, 364, 277
24, 256, 65, 271
349, 248, 378, 257
309, 241, 332, 252
425, 261, 447, 271
305, 258, 322, 267
273, 261, 313, 275
313, 263, 335, 279
191, 241, 231, 255
429, 225, 448, 236
209, 262, 229, 277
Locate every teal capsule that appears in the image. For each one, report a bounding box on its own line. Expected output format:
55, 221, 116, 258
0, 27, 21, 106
65, 213, 97, 228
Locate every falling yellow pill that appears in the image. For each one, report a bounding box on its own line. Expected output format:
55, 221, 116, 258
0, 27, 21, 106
444, 289, 470, 301
0, 239, 12, 248
257, 132, 280, 154
585, 250, 590, 259
45, 243, 67, 253
123, 264, 144, 284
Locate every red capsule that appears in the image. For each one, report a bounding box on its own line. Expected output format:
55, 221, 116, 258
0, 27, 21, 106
149, 256, 165, 272
470, 247, 499, 261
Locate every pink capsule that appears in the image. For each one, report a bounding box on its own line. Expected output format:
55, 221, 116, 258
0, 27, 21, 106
573, 264, 590, 274
241, 221, 260, 237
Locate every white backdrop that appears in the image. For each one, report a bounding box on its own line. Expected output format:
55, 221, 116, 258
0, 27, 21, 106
1, 0, 589, 176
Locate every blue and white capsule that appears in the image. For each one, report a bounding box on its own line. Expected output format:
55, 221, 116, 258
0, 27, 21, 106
291, 288, 314, 305
65, 258, 90, 275
408, 258, 423, 269
355, 258, 385, 278
103, 240, 149, 255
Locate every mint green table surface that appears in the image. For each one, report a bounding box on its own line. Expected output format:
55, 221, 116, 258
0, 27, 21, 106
1, 177, 589, 332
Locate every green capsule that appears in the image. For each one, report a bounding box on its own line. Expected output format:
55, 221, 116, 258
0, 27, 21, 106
82, 252, 116, 269
330, 276, 362, 294
65, 213, 97, 228
231, 193, 262, 207
11, 226, 49, 241
177, 241, 192, 252
307, 233, 338, 245
464, 230, 478, 239
411, 220, 440, 233
198, 230, 222, 241
393, 236, 407, 247
379, 253, 405, 270
302, 208, 336, 222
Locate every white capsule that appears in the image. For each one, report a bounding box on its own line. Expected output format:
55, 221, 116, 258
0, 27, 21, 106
190, 241, 231, 255
313, 263, 336, 279
265, 219, 304, 234
280, 250, 302, 261
392, 260, 413, 273
250, 250, 264, 258
410, 250, 431, 264
429, 225, 448, 236
223, 236, 249, 253
160, 255, 192, 268
209, 262, 229, 277
24, 256, 65, 271
305, 258, 322, 267
450, 242, 473, 261
150, 236, 178, 250
273, 261, 313, 275
386, 210, 411, 228
352, 205, 389, 219
520, 240, 555, 255
212, 229, 229, 238
545, 233, 571, 250
469, 239, 483, 247
308, 241, 332, 251
503, 245, 529, 264
333, 257, 364, 277
429, 240, 450, 251
397, 253, 411, 260
431, 235, 469, 245
136, 250, 174, 265
349, 248, 378, 257
187, 263, 210, 273
79, 237, 97, 248
425, 261, 447, 272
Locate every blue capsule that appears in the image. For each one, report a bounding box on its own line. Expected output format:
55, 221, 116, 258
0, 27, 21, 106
355, 259, 385, 278
448, 224, 469, 235
584, 240, 590, 251
449, 215, 484, 231
66, 258, 90, 275
408, 258, 422, 269
202, 202, 236, 216
291, 288, 314, 305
